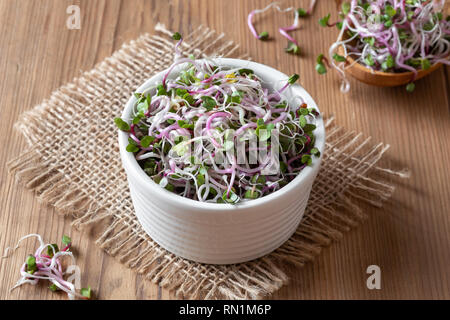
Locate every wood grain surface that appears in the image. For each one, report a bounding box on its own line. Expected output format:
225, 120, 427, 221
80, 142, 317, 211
0, 0, 449, 300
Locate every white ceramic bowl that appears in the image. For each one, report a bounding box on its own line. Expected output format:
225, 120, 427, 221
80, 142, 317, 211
119, 58, 325, 264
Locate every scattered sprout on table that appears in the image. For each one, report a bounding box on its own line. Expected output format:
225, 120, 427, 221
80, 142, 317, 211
247, 1, 318, 55
3, 234, 92, 300
315, 54, 330, 75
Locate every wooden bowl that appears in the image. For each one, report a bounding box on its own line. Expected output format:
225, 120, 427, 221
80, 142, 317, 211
338, 45, 442, 87
333, 0, 446, 87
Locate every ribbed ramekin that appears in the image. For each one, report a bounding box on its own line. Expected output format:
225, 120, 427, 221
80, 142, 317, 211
119, 58, 325, 264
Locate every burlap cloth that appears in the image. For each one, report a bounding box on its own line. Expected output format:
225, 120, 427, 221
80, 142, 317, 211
7, 24, 408, 299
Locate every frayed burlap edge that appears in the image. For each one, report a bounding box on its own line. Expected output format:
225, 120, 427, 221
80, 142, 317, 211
7, 24, 408, 299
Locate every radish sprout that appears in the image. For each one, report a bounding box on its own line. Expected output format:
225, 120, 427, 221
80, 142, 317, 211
247, 2, 317, 54
3, 234, 91, 300
115, 33, 321, 204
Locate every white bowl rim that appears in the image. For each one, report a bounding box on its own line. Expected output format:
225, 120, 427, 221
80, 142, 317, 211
119, 58, 325, 212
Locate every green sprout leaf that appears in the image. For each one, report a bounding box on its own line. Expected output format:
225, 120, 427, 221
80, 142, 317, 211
385, 5, 397, 18
49, 283, 59, 292
297, 8, 307, 17
197, 173, 205, 186
301, 154, 313, 166
238, 68, 254, 76
285, 41, 300, 55
182, 92, 195, 105
315, 54, 327, 74
303, 123, 316, 133
423, 22, 434, 31
230, 90, 243, 104
137, 102, 149, 114
132, 114, 143, 124
315, 63, 327, 75
288, 74, 300, 85
152, 175, 162, 184
47, 244, 59, 258
244, 189, 259, 199
251, 175, 266, 185
299, 108, 309, 116
126, 143, 139, 153
421, 59, 431, 70
364, 54, 375, 66
316, 54, 324, 64
201, 96, 216, 110
62, 235, 72, 247
140, 136, 155, 148
175, 88, 187, 97
381, 54, 395, 70
406, 58, 421, 67
297, 105, 308, 114
319, 14, 331, 27
199, 165, 208, 176
165, 184, 175, 192
258, 31, 269, 40
207, 188, 217, 198
333, 53, 346, 62
295, 136, 307, 146
406, 82, 415, 93
222, 190, 239, 204
174, 135, 184, 145
114, 118, 130, 132
128, 137, 138, 146
172, 141, 189, 156
156, 84, 169, 96
341, 2, 350, 15
181, 123, 194, 129
299, 115, 307, 128
26, 255, 36, 267
311, 147, 321, 157
364, 37, 375, 46
280, 161, 288, 173
137, 95, 151, 114
172, 32, 182, 40
81, 287, 92, 299
257, 123, 274, 141
362, 2, 371, 11
26, 255, 37, 274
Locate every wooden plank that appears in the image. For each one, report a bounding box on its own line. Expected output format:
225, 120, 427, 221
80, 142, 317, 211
0, 0, 449, 299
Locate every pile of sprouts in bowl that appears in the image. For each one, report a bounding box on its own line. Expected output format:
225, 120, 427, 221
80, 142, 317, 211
316, 0, 450, 92
115, 33, 321, 204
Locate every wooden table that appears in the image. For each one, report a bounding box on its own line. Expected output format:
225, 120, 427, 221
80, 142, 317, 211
1, 0, 449, 300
